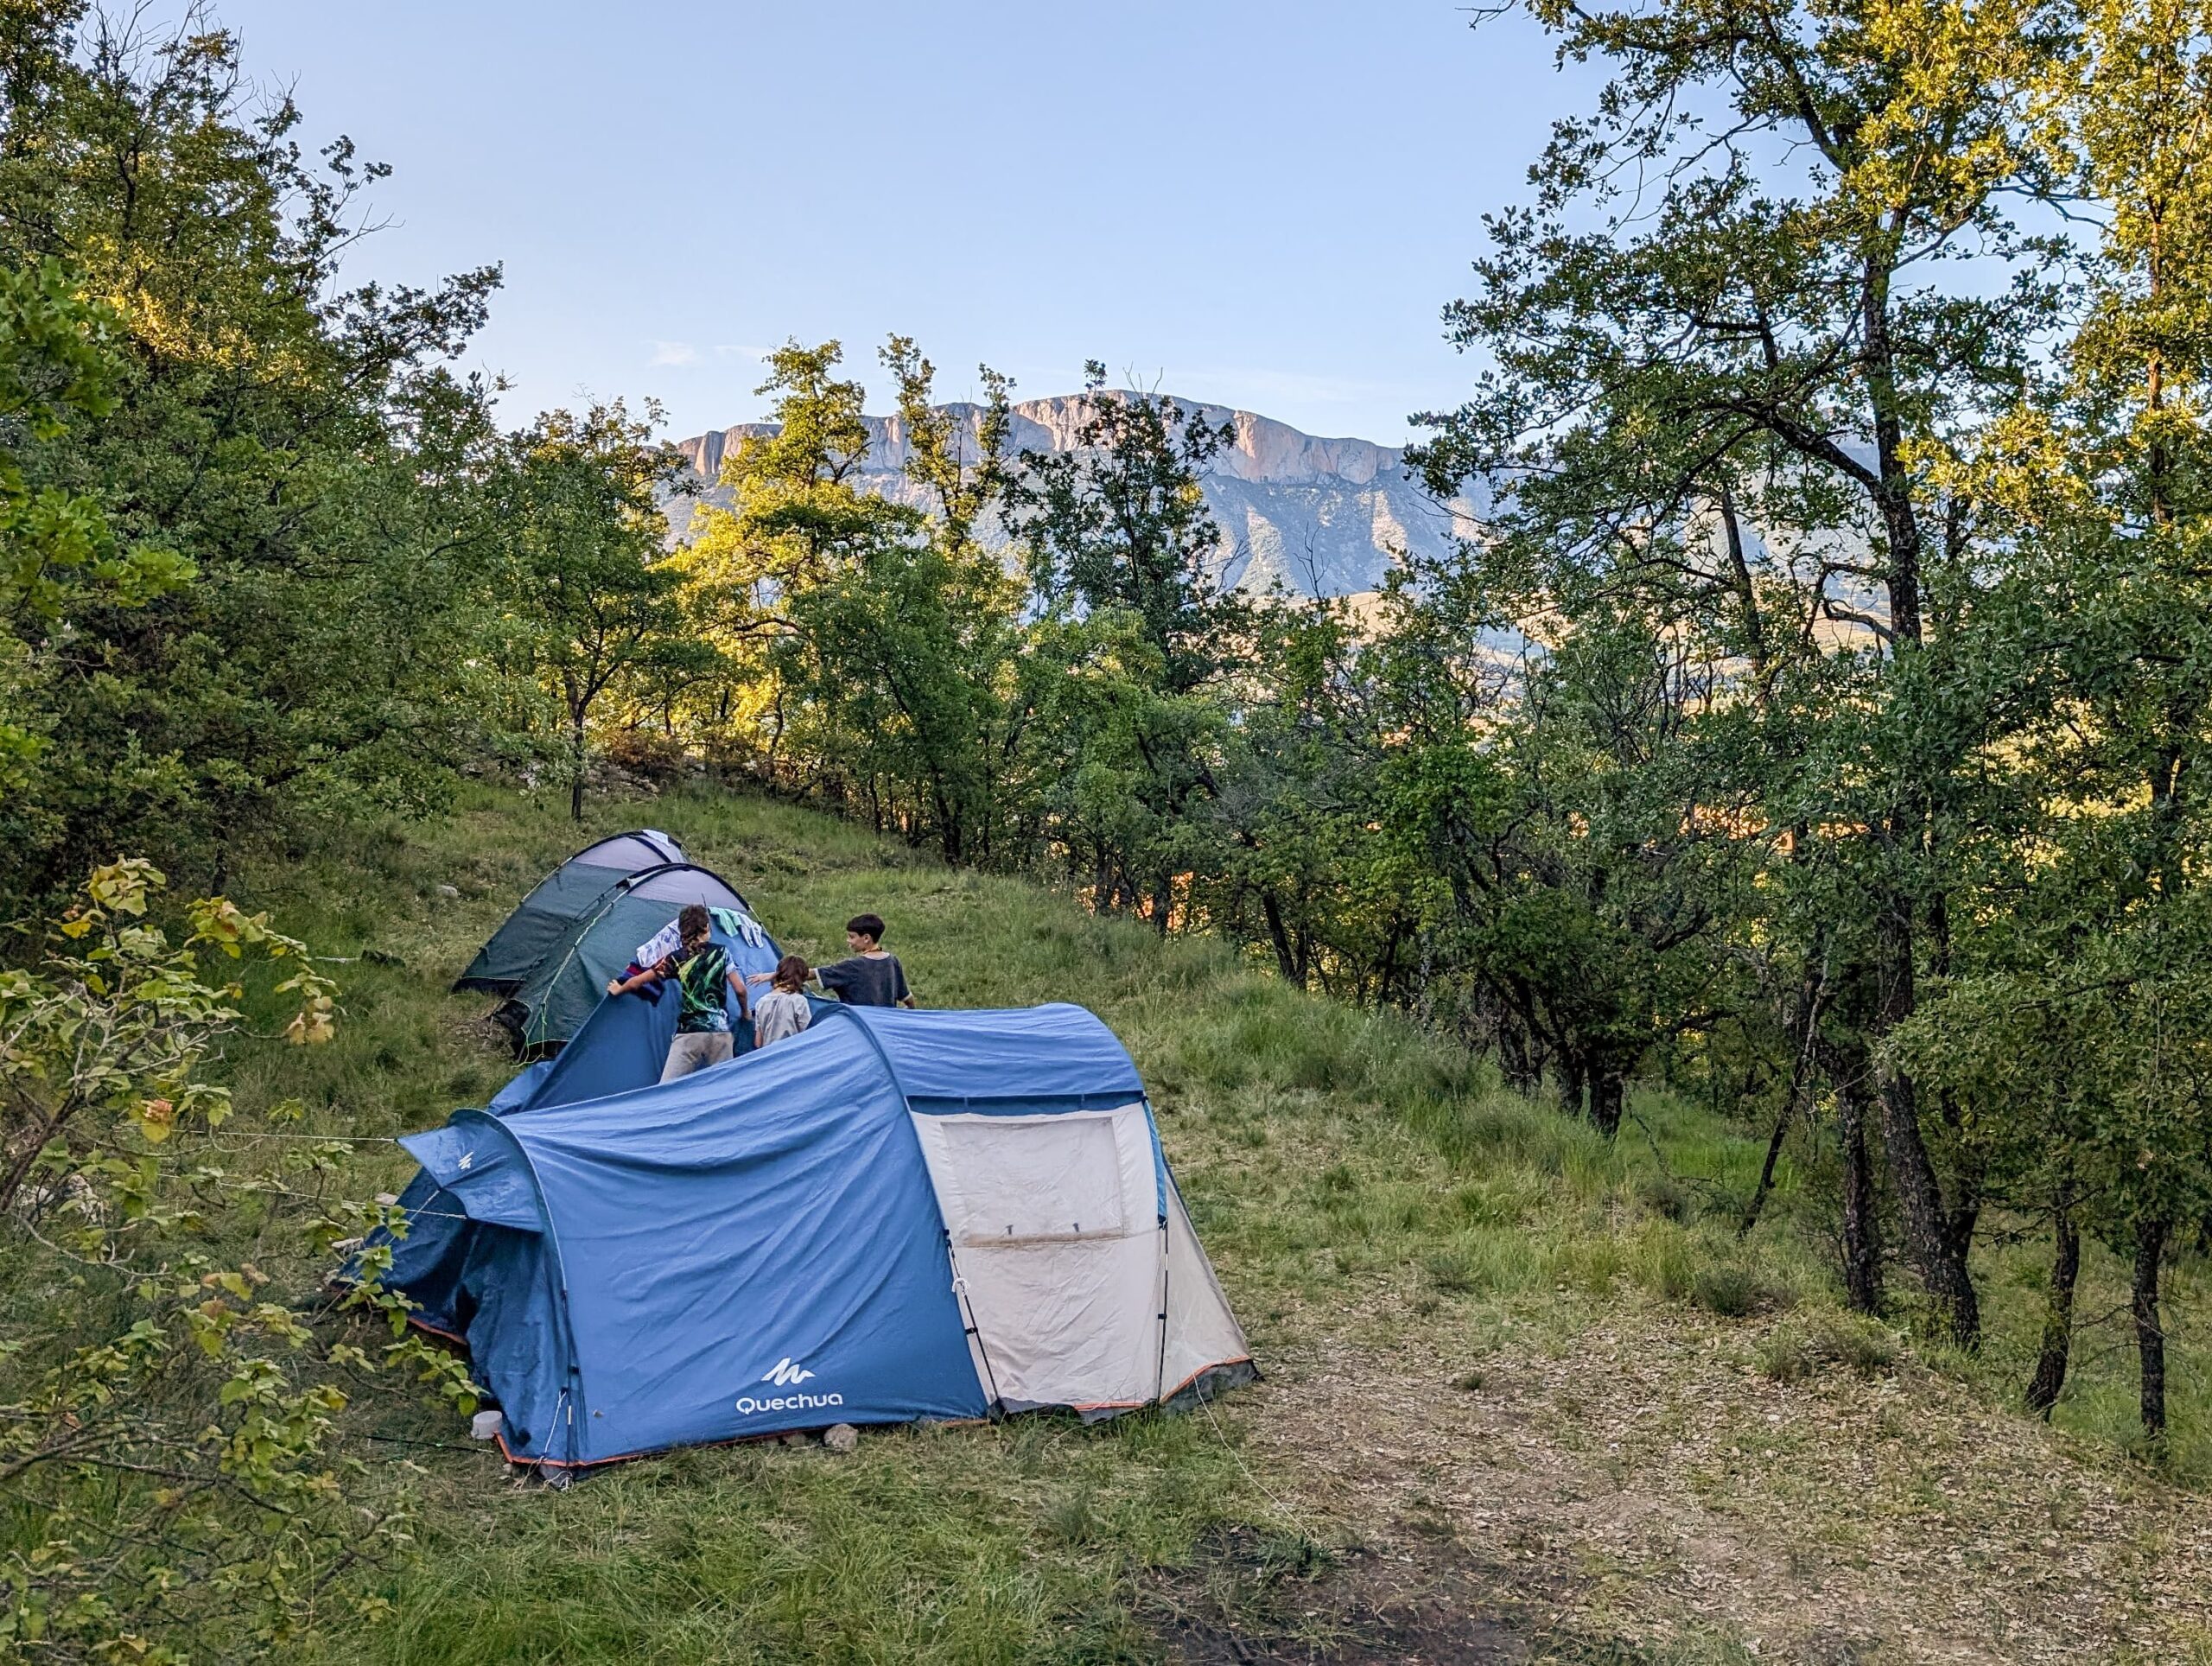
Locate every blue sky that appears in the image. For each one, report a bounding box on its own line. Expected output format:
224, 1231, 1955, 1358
207, 2, 1584, 446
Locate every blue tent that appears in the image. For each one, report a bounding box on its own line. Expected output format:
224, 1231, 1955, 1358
375, 919, 766, 1339
385, 1003, 1253, 1468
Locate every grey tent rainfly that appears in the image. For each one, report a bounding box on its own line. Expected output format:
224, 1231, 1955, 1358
454, 830, 685, 995
502, 862, 778, 1055
454, 833, 780, 1054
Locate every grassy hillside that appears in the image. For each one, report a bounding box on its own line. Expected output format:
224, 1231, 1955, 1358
211, 785, 2212, 1663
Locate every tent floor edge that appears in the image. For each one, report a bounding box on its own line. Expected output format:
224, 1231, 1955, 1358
1060, 1358, 1260, 1425
1158, 1358, 1259, 1416
451, 975, 524, 996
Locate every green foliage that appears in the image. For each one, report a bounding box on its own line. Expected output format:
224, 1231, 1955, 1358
763, 341, 1033, 863
1007, 360, 1243, 696
662, 340, 1257, 912
0, 8, 507, 902
1689, 1261, 1781, 1320
668, 340, 944, 803
1347, 0, 2212, 1421
0, 858, 462, 1661
1758, 1312, 1902, 1383
499, 398, 704, 819
0, 258, 191, 827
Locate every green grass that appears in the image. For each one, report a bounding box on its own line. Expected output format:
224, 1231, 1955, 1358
188, 781, 2212, 1662
345, 1415, 1251, 1663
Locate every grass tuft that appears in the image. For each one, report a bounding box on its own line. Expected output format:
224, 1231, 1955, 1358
1756, 1309, 1903, 1383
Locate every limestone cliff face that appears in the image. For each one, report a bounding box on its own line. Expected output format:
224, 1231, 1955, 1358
670, 393, 1484, 597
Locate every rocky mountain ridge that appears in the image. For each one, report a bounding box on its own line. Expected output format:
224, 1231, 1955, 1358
670, 392, 1484, 596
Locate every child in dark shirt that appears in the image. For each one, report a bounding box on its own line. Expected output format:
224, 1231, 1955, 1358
753, 912, 915, 1008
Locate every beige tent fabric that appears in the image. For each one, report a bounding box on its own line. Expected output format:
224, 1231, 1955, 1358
1160, 1173, 1251, 1398
909, 1105, 1161, 1411
908, 1103, 1250, 1414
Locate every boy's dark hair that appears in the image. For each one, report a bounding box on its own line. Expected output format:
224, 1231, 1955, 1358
772, 954, 810, 992
678, 903, 713, 940
846, 913, 887, 944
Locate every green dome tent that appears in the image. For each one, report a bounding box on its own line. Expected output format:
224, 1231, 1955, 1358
454, 830, 684, 995
498, 861, 780, 1054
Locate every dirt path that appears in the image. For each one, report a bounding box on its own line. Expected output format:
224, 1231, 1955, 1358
1184, 1307, 2212, 1663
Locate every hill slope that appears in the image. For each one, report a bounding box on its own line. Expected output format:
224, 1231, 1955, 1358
671, 394, 1487, 597
225, 787, 2212, 1663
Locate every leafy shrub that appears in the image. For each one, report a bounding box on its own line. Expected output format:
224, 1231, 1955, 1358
601, 726, 692, 784
0, 862, 468, 1659
1637, 1172, 1695, 1222
1451, 1168, 1547, 1226
1424, 1250, 1481, 1294
1419, 1229, 1541, 1300
1627, 1222, 1700, 1301
1045, 1487, 1103, 1547
1551, 1237, 1625, 1295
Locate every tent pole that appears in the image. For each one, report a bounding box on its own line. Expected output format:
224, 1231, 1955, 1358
945, 1232, 1007, 1416
1155, 1218, 1169, 1404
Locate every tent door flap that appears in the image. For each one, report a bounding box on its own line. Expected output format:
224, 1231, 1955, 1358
908, 1105, 1162, 1413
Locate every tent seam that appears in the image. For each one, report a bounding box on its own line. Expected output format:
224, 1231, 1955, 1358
523, 879, 633, 1051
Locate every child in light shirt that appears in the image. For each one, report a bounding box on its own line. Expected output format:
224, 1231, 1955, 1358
752, 955, 814, 1050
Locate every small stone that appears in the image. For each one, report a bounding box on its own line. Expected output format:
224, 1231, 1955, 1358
823, 1422, 859, 1453
435, 884, 460, 900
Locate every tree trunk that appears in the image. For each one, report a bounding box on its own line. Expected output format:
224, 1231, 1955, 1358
1840, 1083, 1884, 1315
2024, 1190, 2080, 1418
938, 792, 962, 863
1855, 253, 1981, 1340
2133, 1215, 2170, 1443
1816, 1039, 1885, 1315
1874, 1068, 1974, 1339
1589, 1070, 1626, 1140
1560, 1052, 1587, 1121
1498, 1020, 1538, 1099
1743, 963, 1826, 1237
1871, 920, 1979, 1344
1261, 892, 1301, 987
1742, 1097, 1794, 1238
569, 714, 588, 823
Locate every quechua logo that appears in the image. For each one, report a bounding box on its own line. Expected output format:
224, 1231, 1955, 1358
735, 1358, 843, 1417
